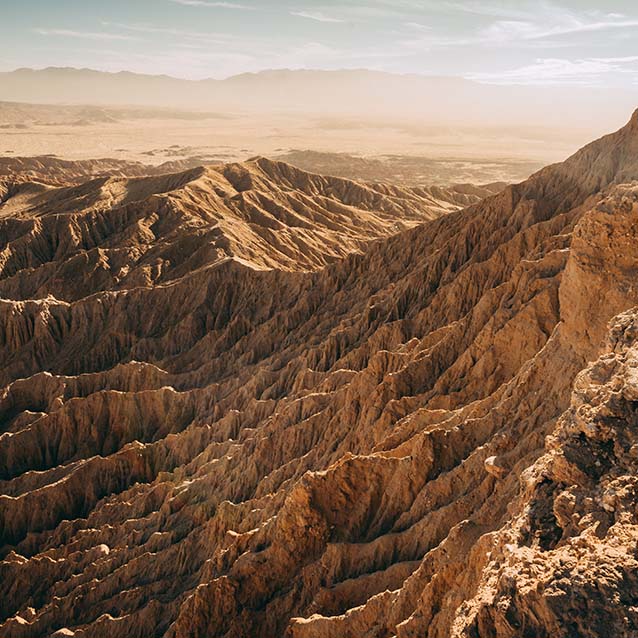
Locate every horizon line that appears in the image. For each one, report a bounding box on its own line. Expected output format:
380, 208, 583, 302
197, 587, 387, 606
1, 65, 472, 83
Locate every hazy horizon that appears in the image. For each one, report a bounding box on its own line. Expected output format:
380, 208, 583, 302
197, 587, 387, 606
2, 2, 637, 183
0, 65, 558, 83
3, 1, 638, 85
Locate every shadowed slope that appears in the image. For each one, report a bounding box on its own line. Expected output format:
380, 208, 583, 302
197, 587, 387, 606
0, 156, 490, 303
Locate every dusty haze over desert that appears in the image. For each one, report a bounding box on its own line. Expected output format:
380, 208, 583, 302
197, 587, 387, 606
2, 2, 638, 638
2, 1, 638, 183
0, 67, 636, 182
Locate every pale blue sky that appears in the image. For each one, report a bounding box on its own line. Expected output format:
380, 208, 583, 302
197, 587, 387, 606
2, 0, 638, 84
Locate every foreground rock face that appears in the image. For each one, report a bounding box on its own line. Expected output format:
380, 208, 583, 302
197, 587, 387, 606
456, 308, 638, 638
1, 111, 638, 638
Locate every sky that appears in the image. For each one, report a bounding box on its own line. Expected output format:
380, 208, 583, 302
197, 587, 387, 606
2, 0, 638, 85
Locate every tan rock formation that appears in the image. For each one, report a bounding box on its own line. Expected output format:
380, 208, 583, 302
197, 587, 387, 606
0, 156, 487, 303
455, 306, 638, 637
1, 110, 638, 638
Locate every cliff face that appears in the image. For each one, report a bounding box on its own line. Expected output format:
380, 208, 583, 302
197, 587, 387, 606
1, 112, 638, 638
456, 305, 638, 638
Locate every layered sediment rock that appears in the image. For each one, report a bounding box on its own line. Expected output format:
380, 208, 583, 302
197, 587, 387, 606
1, 111, 638, 638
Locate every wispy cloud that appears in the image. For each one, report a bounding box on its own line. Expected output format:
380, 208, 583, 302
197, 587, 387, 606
404, 22, 432, 32
469, 56, 638, 86
590, 55, 638, 64
410, 1, 633, 25
482, 17, 638, 43
399, 3, 638, 52
290, 10, 345, 24
102, 21, 232, 44
170, 0, 249, 8
33, 28, 138, 41
434, 1, 537, 20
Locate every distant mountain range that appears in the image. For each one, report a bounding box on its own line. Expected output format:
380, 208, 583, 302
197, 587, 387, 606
1, 66, 636, 131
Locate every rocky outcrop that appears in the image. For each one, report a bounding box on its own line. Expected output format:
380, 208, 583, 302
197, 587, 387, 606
0, 156, 484, 302
1, 111, 638, 638
455, 306, 638, 638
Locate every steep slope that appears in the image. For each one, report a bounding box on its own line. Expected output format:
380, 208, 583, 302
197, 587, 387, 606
455, 303, 638, 638
0, 156, 488, 303
1, 111, 638, 638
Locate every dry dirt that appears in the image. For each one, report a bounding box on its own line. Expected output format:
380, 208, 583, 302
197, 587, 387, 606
1, 102, 568, 185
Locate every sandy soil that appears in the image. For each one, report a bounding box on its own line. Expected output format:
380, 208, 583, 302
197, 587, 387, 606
0, 103, 590, 184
